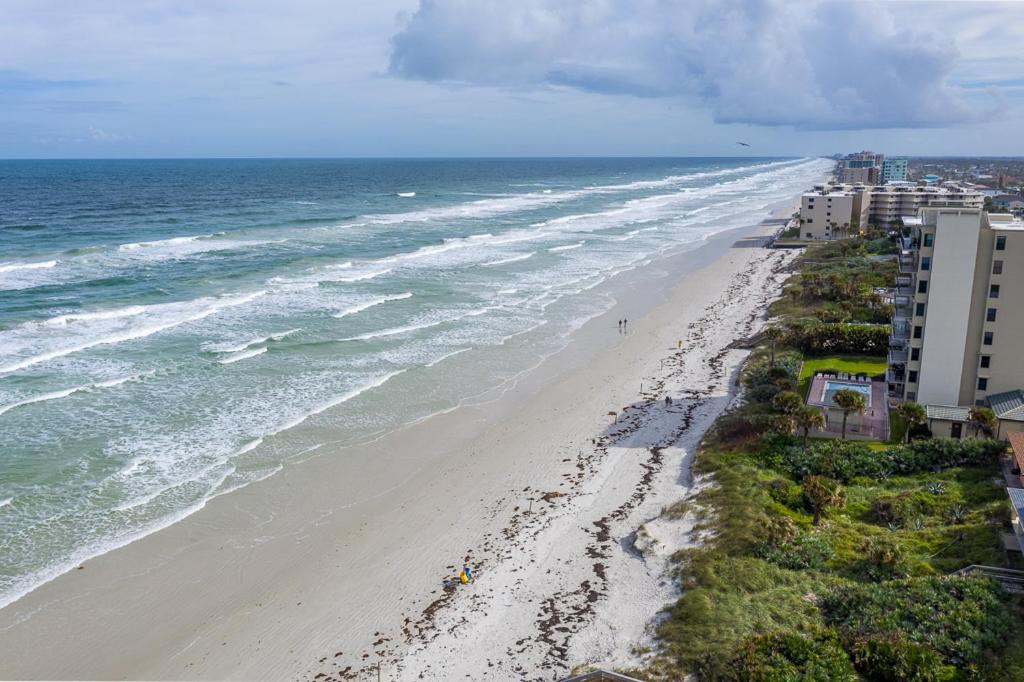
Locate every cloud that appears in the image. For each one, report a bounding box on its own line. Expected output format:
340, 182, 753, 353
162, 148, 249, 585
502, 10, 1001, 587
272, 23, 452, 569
0, 70, 98, 93
388, 0, 980, 130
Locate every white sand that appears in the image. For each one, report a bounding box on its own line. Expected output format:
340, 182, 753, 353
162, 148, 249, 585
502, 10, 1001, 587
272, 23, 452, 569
0, 210, 799, 681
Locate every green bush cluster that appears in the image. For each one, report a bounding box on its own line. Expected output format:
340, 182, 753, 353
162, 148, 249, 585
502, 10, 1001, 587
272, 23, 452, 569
766, 438, 1005, 483
823, 576, 1012, 669
786, 322, 891, 356
715, 629, 858, 681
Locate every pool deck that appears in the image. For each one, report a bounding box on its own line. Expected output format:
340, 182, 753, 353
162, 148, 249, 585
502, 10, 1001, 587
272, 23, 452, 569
806, 374, 889, 441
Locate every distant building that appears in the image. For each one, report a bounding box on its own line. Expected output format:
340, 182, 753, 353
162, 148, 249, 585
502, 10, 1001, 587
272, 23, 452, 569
889, 208, 1024, 436
993, 194, 1024, 212
836, 151, 882, 184
882, 157, 909, 183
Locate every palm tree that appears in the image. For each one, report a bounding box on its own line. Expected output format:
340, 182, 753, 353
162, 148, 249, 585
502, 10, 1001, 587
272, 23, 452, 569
894, 402, 927, 443
968, 406, 997, 438
763, 326, 785, 369
794, 405, 826, 448
803, 475, 845, 526
833, 388, 868, 440
772, 390, 803, 416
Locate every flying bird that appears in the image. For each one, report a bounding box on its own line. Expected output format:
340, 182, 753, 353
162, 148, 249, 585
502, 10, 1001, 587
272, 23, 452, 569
736, 141, 751, 147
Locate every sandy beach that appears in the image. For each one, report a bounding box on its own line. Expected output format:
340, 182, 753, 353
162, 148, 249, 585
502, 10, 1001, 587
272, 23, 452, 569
0, 203, 800, 681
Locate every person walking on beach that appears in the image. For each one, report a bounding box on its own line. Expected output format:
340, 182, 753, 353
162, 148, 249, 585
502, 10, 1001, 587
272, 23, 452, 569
617, 319, 622, 332
460, 564, 473, 584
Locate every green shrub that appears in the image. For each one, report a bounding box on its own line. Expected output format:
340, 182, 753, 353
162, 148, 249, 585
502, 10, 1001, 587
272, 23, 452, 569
855, 535, 910, 581
850, 636, 957, 681
823, 576, 1011, 668
774, 438, 1005, 483
713, 629, 858, 681
758, 532, 835, 570
787, 322, 890, 356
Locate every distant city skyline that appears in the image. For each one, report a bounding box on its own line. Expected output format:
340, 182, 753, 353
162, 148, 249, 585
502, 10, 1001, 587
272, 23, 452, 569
1, 0, 1022, 159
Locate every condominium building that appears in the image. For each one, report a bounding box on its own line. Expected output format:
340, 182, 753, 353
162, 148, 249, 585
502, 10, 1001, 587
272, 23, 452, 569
798, 182, 982, 239
867, 184, 983, 228
888, 207, 1024, 438
881, 157, 908, 183
798, 185, 870, 240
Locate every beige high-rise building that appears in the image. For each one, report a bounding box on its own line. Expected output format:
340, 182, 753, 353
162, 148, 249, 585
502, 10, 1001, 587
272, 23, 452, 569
798, 185, 870, 240
889, 207, 1024, 438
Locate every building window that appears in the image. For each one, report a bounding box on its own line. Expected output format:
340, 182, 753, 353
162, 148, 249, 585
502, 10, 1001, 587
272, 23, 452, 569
984, 331, 994, 345
911, 347, 920, 361
923, 233, 934, 247
913, 325, 922, 339
993, 260, 1003, 275
990, 284, 1000, 298
996, 235, 1006, 250
806, 218, 813, 224
908, 370, 918, 383
805, 232, 813, 238
921, 256, 931, 271
918, 280, 928, 294
981, 355, 991, 368
978, 377, 988, 391
826, 212, 831, 217
987, 307, 997, 322
915, 303, 925, 316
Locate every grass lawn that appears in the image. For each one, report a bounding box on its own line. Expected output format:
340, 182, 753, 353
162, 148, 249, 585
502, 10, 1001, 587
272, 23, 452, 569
798, 354, 888, 398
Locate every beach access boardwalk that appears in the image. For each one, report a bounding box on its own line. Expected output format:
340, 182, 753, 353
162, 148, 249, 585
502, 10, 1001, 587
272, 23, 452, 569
559, 670, 646, 682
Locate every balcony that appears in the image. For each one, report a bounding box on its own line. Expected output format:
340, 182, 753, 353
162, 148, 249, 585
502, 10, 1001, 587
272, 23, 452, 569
898, 255, 916, 274
888, 347, 909, 365
895, 274, 912, 287
890, 322, 910, 350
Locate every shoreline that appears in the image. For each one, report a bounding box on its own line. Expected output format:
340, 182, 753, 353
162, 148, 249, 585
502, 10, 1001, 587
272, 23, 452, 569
0, 199, 802, 680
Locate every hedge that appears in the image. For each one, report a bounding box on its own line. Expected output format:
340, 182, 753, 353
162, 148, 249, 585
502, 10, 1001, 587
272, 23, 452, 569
763, 438, 1005, 483
786, 322, 891, 356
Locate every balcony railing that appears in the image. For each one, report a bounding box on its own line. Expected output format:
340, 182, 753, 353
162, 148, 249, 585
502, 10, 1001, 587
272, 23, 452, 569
889, 347, 909, 364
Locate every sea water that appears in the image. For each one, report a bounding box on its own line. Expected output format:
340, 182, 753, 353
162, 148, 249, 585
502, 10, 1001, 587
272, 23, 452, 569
0, 156, 831, 607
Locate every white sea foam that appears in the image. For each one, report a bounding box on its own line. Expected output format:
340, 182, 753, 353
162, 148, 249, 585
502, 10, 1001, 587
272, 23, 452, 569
331, 268, 392, 283
118, 235, 210, 251
217, 346, 267, 364
332, 292, 413, 319
0, 291, 267, 374
0, 260, 57, 274
211, 328, 300, 353
0, 497, 12, 509
0, 373, 146, 417
481, 252, 536, 267
397, 192, 416, 198
270, 370, 407, 435
40, 306, 147, 327
424, 347, 471, 368
548, 241, 585, 252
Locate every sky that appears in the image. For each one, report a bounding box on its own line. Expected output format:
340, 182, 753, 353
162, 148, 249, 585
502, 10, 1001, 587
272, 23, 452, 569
0, 0, 1021, 158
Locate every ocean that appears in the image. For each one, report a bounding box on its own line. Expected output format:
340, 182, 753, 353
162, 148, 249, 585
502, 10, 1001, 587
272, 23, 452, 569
0, 156, 831, 608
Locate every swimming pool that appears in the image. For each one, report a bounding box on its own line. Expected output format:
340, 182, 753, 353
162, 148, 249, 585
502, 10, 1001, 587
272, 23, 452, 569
821, 380, 872, 407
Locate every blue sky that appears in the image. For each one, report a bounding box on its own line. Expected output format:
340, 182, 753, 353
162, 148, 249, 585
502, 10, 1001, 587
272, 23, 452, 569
0, 0, 1021, 158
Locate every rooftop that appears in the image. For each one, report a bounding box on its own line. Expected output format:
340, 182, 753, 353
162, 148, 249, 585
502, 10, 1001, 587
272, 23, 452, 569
925, 404, 971, 422
1009, 487, 1024, 521
989, 390, 1024, 421
991, 220, 1024, 232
